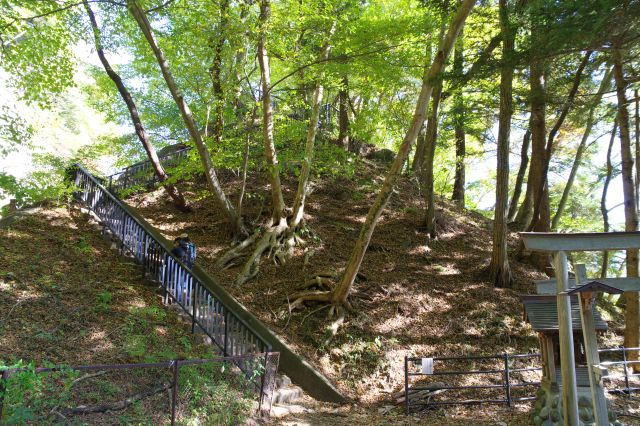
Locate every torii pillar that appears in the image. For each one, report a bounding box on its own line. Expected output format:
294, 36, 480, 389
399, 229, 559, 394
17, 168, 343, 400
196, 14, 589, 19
520, 231, 640, 426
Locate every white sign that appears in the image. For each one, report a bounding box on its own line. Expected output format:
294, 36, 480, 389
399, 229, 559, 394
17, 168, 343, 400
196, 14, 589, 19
421, 357, 434, 375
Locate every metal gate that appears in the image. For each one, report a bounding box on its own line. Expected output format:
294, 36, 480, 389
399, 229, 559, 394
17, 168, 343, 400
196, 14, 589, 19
404, 353, 542, 414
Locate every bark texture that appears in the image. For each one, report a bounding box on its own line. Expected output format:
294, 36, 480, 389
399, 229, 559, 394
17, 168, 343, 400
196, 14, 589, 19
529, 50, 591, 235
257, 0, 286, 224
613, 47, 640, 361
507, 129, 530, 222
422, 81, 444, 238
488, 0, 514, 289
451, 27, 465, 206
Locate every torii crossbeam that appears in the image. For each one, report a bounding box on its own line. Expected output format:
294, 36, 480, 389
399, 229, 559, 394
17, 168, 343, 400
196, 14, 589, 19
520, 231, 640, 426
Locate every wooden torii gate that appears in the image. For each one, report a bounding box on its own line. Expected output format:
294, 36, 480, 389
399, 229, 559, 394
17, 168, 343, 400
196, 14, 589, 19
520, 231, 640, 426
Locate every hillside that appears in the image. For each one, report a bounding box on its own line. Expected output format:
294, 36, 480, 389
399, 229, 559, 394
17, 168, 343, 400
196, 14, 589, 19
125, 159, 627, 423
0, 208, 260, 424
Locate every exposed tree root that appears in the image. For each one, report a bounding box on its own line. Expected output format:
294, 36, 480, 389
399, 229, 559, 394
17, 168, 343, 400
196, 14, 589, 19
289, 290, 333, 310
235, 220, 288, 286
215, 230, 260, 269
286, 283, 353, 345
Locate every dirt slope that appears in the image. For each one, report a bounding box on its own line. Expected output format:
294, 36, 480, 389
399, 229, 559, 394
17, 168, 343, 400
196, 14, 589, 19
128, 163, 560, 406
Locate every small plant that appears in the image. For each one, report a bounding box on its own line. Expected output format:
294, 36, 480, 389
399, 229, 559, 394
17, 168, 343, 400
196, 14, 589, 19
124, 335, 147, 359
95, 291, 112, 310
0, 360, 79, 424
74, 237, 93, 254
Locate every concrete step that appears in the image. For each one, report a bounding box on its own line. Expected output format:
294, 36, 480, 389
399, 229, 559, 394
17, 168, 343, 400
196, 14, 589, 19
270, 404, 312, 419
271, 385, 304, 405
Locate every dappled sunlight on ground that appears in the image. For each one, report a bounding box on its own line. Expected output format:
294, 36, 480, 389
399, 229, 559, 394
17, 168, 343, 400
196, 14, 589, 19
0, 208, 212, 369
123, 162, 633, 423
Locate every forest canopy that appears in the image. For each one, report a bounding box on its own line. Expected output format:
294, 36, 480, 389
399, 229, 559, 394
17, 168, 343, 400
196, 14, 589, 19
1, 0, 639, 320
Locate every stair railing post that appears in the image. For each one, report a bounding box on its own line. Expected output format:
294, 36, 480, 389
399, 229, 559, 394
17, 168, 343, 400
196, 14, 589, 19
504, 353, 512, 407
404, 356, 409, 415
191, 278, 197, 333
258, 351, 269, 416
171, 360, 179, 426
622, 346, 630, 393
224, 310, 230, 357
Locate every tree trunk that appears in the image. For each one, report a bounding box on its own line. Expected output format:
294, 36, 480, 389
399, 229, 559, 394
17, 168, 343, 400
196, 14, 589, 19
601, 120, 617, 279
257, 0, 286, 225
84, 1, 188, 211
527, 58, 547, 231
422, 82, 444, 238
507, 129, 530, 222
613, 47, 640, 365
232, 0, 251, 114
552, 67, 612, 230
331, 0, 475, 306
411, 128, 427, 175
451, 27, 466, 207
489, 0, 514, 289
514, 116, 536, 228
528, 51, 591, 236
338, 77, 350, 151
290, 24, 335, 230
635, 89, 639, 210
127, 0, 241, 233
209, 0, 230, 146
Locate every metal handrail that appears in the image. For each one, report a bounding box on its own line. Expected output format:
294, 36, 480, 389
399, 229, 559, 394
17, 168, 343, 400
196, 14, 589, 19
72, 164, 272, 363
106, 147, 192, 193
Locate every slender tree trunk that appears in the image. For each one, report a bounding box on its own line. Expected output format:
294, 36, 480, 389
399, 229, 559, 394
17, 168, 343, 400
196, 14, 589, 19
338, 76, 350, 151
209, 0, 230, 146
331, 0, 476, 306
489, 0, 514, 289
290, 24, 335, 230
411, 128, 427, 175
635, 89, 639, 210
232, 0, 251, 114
527, 58, 547, 230
422, 82, 443, 238
514, 116, 535, 228
257, 0, 286, 225
451, 27, 466, 206
524, 35, 550, 269
84, 1, 188, 211
601, 120, 617, 279
613, 47, 640, 365
411, 46, 433, 175
551, 67, 612, 230
528, 51, 592, 236
127, 0, 241, 233
507, 129, 530, 222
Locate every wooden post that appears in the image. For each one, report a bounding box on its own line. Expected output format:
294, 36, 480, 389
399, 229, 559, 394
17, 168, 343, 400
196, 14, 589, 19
575, 266, 609, 425
554, 250, 580, 425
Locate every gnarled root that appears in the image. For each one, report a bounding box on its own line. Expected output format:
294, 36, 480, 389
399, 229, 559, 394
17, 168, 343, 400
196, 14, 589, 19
216, 230, 260, 269
287, 287, 350, 345
235, 221, 288, 286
